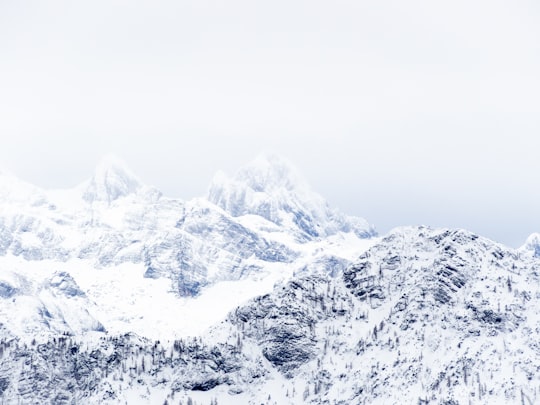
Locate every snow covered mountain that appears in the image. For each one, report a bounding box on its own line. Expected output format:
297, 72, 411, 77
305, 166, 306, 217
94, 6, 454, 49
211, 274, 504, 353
520, 233, 540, 258
0, 154, 374, 340
208, 154, 375, 241
81, 154, 144, 204
2, 225, 540, 404
4, 155, 537, 404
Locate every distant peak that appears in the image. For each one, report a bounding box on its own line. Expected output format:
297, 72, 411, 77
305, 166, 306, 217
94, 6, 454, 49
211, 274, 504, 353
82, 155, 142, 204
235, 153, 307, 193
525, 233, 540, 244
94, 154, 134, 175
206, 154, 374, 240
521, 233, 540, 257
208, 153, 308, 198
207, 154, 311, 219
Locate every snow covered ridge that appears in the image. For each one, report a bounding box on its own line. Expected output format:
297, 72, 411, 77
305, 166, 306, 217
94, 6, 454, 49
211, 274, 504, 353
2, 226, 540, 404
208, 154, 375, 240
0, 153, 375, 291
520, 232, 540, 258
0, 154, 375, 340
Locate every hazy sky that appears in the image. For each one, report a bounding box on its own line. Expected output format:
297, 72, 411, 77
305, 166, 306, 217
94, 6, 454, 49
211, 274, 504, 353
1, 0, 539, 247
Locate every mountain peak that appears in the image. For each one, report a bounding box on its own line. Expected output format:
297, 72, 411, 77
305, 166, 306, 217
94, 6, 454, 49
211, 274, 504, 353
520, 232, 540, 257
207, 154, 375, 240
82, 155, 142, 204
234, 153, 307, 193
207, 154, 312, 219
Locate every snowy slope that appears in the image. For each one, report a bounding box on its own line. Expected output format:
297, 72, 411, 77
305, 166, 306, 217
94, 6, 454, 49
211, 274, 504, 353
0, 155, 375, 342
2, 226, 540, 404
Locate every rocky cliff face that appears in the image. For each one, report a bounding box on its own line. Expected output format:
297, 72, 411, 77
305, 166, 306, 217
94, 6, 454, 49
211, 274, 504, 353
1, 226, 539, 404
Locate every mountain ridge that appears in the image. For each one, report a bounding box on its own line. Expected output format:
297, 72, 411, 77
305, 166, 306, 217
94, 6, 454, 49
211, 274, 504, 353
208, 154, 375, 241
0, 154, 375, 341
1, 225, 539, 404
2, 155, 539, 404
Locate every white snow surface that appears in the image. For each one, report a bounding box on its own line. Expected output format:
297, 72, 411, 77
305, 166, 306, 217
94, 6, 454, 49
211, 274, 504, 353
520, 232, 540, 258
2, 225, 539, 404
3, 153, 540, 405
0, 154, 375, 341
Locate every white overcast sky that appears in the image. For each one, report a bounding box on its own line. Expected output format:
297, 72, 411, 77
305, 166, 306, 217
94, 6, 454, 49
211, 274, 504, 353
1, 0, 539, 247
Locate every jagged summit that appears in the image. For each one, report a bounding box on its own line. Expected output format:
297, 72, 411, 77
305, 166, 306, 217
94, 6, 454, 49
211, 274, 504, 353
520, 232, 540, 257
207, 154, 309, 212
207, 154, 375, 239
235, 153, 308, 193
82, 155, 142, 204
207, 153, 316, 218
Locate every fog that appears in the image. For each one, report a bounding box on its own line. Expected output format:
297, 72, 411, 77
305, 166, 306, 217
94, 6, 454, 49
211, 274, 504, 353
1, 0, 539, 247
